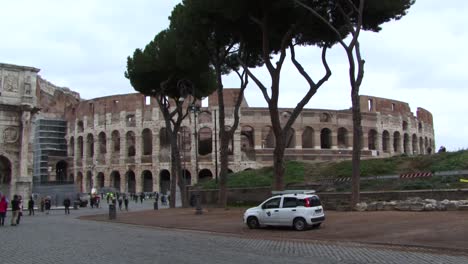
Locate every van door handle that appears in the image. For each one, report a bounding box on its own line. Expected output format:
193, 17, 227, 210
291, 209, 296, 211
274, 210, 279, 212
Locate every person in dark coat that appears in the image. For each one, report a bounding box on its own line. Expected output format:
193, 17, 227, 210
28, 196, 35, 216
63, 197, 71, 215
10, 195, 20, 226
124, 194, 129, 211
44, 197, 51, 215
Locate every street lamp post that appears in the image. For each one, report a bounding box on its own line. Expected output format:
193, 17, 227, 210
189, 102, 202, 215
214, 109, 218, 184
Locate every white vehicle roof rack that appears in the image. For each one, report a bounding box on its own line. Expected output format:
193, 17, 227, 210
271, 190, 315, 195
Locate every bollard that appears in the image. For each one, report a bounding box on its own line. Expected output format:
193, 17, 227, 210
195, 192, 203, 215
153, 201, 158, 210
109, 204, 116, 220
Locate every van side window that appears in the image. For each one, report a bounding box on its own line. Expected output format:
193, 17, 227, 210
282, 197, 297, 208
263, 198, 281, 209
297, 199, 306, 207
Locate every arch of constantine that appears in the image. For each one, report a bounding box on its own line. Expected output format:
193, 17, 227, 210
0, 63, 435, 198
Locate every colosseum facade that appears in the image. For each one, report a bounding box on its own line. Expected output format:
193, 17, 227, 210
0, 63, 435, 198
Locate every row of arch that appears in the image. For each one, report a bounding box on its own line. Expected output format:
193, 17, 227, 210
68, 126, 433, 161
74, 168, 219, 194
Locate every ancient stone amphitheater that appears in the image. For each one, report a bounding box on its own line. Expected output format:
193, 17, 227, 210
0, 63, 435, 199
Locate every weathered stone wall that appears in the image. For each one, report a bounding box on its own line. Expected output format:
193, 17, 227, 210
192, 188, 468, 210
0, 63, 40, 199
62, 90, 435, 194
0, 62, 437, 198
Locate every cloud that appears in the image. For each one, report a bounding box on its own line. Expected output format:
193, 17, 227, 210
0, 0, 467, 151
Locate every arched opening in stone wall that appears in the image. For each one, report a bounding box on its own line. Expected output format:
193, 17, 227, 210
126, 114, 136, 127
402, 121, 408, 131
419, 137, 424, 155
285, 128, 296, 148
393, 132, 401, 153
337, 127, 348, 149
86, 133, 94, 158
179, 126, 191, 156
159, 127, 170, 148
262, 126, 275, 148
382, 130, 390, 153
182, 169, 191, 186
77, 136, 84, 158
0, 156, 12, 197
198, 169, 213, 182
198, 127, 212, 155
111, 130, 120, 155
320, 128, 332, 149
110, 171, 121, 191
126, 131, 136, 157
98, 132, 106, 157
241, 126, 255, 160
428, 138, 433, 154
142, 170, 153, 192
55, 160, 67, 182
69, 137, 75, 156
126, 170, 136, 193
302, 126, 314, 148
241, 126, 254, 150
86, 171, 93, 193
142, 128, 153, 156
76, 172, 83, 193
224, 126, 235, 154
198, 111, 212, 124
418, 122, 423, 133
159, 170, 170, 195
96, 172, 104, 189
77, 121, 84, 133
403, 133, 410, 154
412, 134, 418, 154
368, 129, 378, 150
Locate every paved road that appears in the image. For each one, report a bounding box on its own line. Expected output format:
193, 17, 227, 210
1, 201, 467, 264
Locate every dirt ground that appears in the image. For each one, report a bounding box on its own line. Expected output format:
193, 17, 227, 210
81, 208, 468, 254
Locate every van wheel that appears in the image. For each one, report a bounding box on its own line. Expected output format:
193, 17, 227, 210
247, 216, 259, 229
293, 218, 307, 231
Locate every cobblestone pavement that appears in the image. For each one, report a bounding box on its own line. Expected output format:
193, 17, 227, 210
1, 201, 468, 264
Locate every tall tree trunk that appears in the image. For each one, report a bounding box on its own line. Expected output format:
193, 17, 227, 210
272, 136, 286, 191
351, 87, 362, 209
216, 63, 229, 208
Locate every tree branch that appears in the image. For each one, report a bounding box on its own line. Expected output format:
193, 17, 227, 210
285, 45, 331, 130
236, 57, 271, 104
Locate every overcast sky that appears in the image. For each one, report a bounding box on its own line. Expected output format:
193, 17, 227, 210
1, 0, 467, 151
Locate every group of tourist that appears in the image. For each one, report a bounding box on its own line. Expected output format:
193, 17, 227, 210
0, 194, 30, 226
0, 193, 72, 228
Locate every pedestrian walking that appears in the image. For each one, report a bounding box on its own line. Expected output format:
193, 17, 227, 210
28, 196, 35, 216
118, 196, 123, 211
63, 197, 71, 215
10, 195, 20, 226
16, 195, 23, 225
45, 197, 51, 215
124, 194, 129, 211
40, 197, 45, 212
139, 192, 144, 204
0, 195, 7, 226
